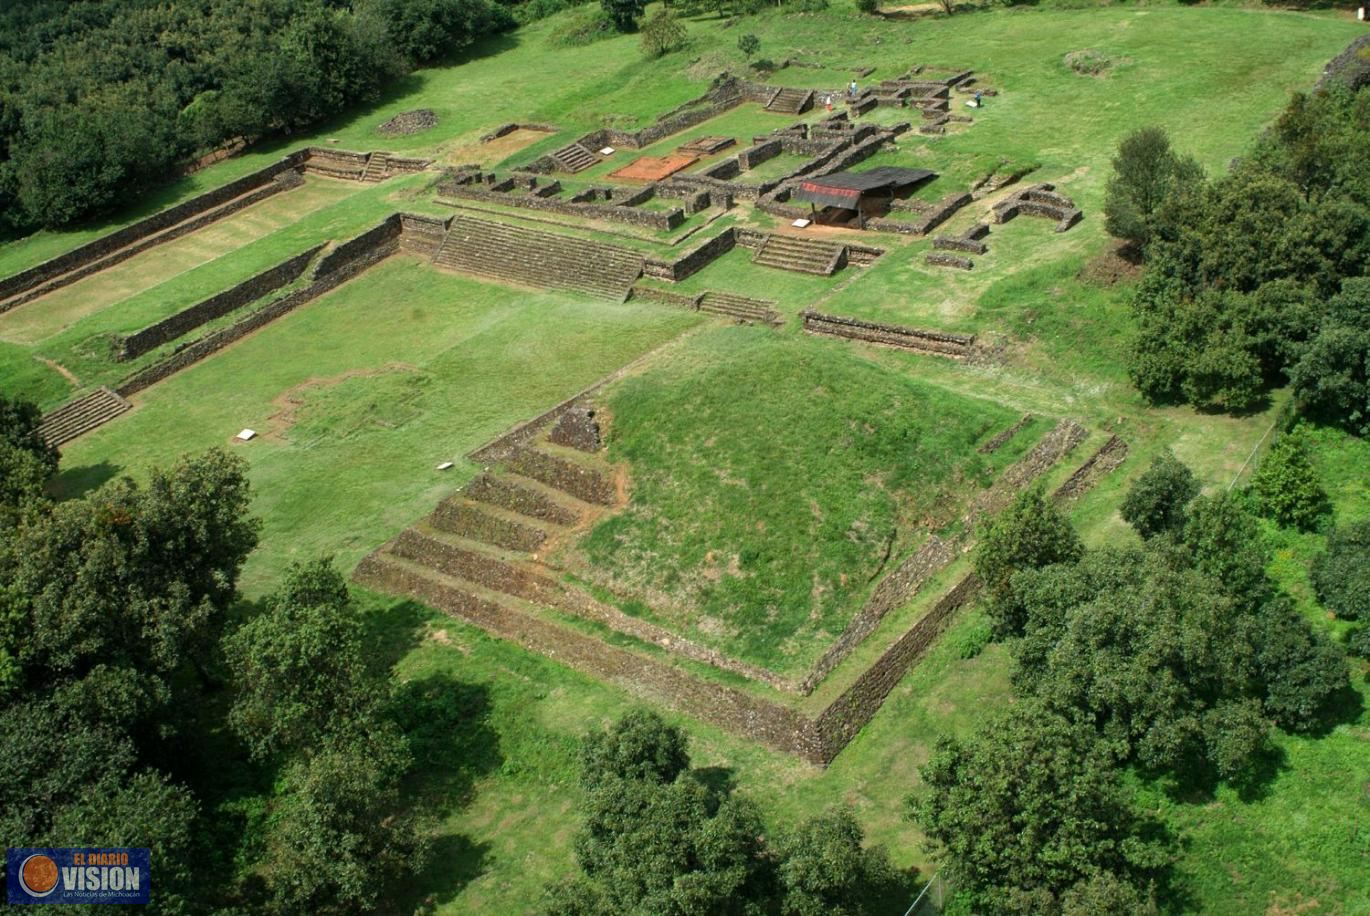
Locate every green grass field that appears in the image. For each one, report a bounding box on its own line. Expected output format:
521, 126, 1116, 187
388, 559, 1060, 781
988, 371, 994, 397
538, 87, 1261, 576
2, 1, 1367, 912
569, 326, 1021, 677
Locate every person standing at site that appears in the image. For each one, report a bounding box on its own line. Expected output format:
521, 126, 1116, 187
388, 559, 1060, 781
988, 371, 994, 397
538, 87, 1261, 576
849, 79, 858, 99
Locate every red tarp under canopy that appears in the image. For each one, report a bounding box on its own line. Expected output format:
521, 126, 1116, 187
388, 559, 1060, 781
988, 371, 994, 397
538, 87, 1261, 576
794, 166, 936, 209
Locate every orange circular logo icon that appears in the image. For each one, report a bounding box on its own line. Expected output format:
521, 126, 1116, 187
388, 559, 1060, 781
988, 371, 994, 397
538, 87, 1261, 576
19, 854, 59, 897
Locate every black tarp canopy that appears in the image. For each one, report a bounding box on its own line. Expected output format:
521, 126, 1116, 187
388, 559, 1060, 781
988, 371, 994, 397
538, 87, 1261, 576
793, 166, 936, 209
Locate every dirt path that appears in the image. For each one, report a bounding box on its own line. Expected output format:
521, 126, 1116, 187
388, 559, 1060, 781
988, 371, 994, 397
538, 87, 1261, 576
36, 356, 81, 389
263, 362, 420, 441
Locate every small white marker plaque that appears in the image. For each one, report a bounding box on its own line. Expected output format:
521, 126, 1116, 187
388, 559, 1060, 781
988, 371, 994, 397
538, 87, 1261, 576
235, 429, 257, 441
436, 461, 455, 471
791, 218, 812, 228
600, 147, 615, 156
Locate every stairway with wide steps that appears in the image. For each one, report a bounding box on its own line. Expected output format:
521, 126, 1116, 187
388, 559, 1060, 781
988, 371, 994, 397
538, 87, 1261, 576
360, 153, 388, 182
550, 142, 600, 173
356, 452, 799, 693
752, 234, 847, 276
699, 292, 784, 326
766, 88, 814, 115
431, 215, 644, 301
38, 387, 132, 447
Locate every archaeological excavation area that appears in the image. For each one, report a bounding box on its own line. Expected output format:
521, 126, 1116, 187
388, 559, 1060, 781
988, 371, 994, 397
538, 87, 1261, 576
2, 62, 1114, 765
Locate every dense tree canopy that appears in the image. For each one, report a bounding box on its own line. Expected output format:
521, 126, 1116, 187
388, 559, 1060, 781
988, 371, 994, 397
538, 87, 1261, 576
1311, 519, 1370, 621
1119, 449, 1200, 539
1009, 486, 1346, 781
549, 710, 898, 916
0, 0, 516, 232
0, 448, 256, 912
1104, 126, 1203, 253
1118, 84, 1370, 422
225, 557, 383, 761
1248, 427, 1331, 530
910, 702, 1171, 914
973, 485, 1083, 638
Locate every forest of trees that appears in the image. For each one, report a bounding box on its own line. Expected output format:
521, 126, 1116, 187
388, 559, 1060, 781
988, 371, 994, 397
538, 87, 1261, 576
0, 0, 523, 233
1107, 71, 1370, 426
913, 457, 1355, 913
0, 395, 460, 911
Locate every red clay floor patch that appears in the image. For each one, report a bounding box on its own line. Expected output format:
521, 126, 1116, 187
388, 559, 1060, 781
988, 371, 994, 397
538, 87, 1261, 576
609, 153, 699, 182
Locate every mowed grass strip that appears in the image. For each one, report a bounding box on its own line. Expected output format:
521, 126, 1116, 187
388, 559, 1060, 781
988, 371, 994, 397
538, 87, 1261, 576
574, 325, 1014, 677
0, 178, 359, 345
54, 256, 702, 594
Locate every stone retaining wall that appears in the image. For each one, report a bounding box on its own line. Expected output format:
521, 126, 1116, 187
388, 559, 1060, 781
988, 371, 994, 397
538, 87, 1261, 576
801, 536, 956, 694
505, 448, 615, 506
437, 170, 685, 231
629, 285, 703, 308
0, 156, 307, 311
979, 414, 1032, 454
869, 190, 971, 236
802, 310, 974, 357
813, 574, 979, 751
466, 473, 580, 525
738, 139, 783, 170
398, 212, 452, 257
352, 555, 830, 762
430, 500, 548, 552
642, 228, 737, 282
116, 215, 400, 397
1052, 435, 1128, 502
926, 252, 973, 270
117, 244, 326, 360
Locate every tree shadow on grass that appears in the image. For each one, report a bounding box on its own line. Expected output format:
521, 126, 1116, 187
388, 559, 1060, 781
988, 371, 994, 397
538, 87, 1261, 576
387, 674, 504, 911
359, 595, 434, 671
1298, 681, 1366, 739
396, 833, 494, 915
49, 459, 121, 500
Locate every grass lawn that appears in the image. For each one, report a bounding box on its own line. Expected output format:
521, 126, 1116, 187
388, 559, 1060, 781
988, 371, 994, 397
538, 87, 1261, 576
568, 325, 1020, 677
53, 257, 702, 594
0, 179, 359, 346
0, 2, 1365, 912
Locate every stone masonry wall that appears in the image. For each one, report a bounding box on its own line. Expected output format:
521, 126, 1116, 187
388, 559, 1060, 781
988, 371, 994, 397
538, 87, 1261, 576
117, 243, 326, 360
813, 574, 980, 753
0, 155, 307, 309
642, 228, 737, 282
352, 555, 830, 762
802, 310, 975, 357
437, 172, 685, 231
116, 215, 400, 397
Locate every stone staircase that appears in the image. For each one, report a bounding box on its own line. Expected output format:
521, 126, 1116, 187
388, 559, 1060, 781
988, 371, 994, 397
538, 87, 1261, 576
360, 152, 389, 182
550, 142, 600, 173
431, 215, 644, 301
766, 87, 814, 115
699, 292, 784, 326
355, 441, 801, 696
752, 234, 847, 276
37, 387, 132, 447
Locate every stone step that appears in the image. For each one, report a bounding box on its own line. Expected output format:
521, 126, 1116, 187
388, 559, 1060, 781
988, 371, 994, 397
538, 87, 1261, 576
38, 387, 132, 447
432, 215, 643, 300
428, 496, 553, 553
698, 293, 783, 326
504, 447, 615, 506
360, 153, 389, 182
463, 471, 585, 527
551, 142, 599, 173
752, 235, 846, 276
765, 88, 813, 115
